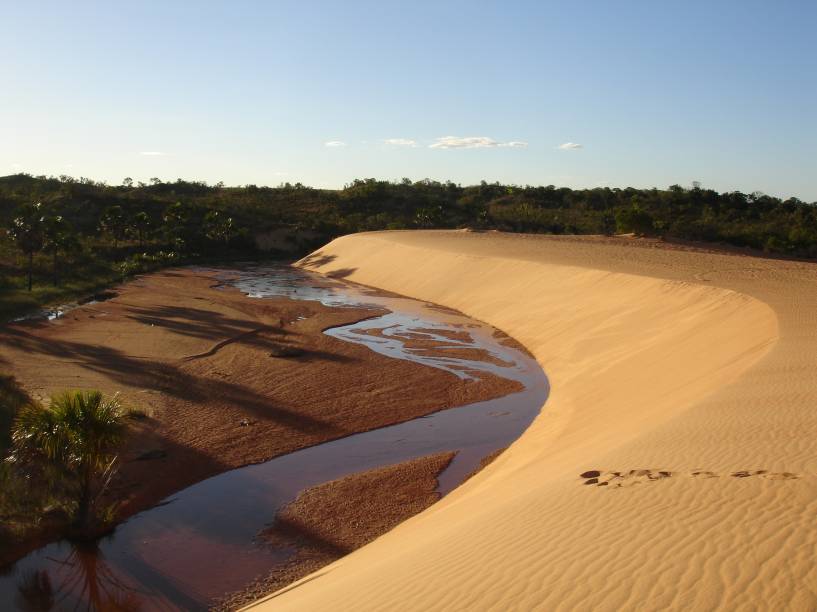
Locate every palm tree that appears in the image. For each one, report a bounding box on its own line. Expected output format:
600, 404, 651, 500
7, 202, 45, 291
99, 206, 127, 249
11, 390, 126, 534
162, 201, 188, 250
43, 216, 79, 286
131, 211, 150, 249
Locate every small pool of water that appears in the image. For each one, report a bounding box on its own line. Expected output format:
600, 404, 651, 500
0, 265, 548, 611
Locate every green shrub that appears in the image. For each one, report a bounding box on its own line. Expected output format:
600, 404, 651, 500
118, 250, 180, 279
616, 205, 656, 236
10, 390, 127, 533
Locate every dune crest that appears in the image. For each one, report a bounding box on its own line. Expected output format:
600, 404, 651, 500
247, 231, 817, 611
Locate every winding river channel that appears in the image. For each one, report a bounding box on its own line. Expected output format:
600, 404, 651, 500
0, 265, 548, 611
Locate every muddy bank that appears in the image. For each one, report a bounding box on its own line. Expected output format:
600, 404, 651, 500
215, 452, 456, 611
0, 268, 520, 566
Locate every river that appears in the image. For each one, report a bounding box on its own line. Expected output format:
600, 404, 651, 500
0, 265, 548, 611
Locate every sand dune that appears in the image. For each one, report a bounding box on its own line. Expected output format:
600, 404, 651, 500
246, 230, 817, 611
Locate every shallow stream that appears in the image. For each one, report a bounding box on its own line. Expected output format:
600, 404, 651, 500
0, 265, 548, 610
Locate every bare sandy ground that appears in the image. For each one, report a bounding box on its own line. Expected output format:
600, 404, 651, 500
245, 230, 817, 611
0, 268, 517, 565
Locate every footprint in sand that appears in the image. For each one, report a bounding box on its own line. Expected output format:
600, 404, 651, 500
580, 469, 672, 488
758, 471, 799, 480
729, 470, 799, 480
581, 469, 802, 487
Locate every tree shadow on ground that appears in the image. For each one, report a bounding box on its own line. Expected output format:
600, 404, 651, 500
262, 516, 351, 558
297, 252, 337, 269
324, 268, 357, 280
0, 326, 347, 436
124, 304, 281, 342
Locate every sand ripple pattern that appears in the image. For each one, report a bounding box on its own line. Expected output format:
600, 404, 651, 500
251, 232, 817, 612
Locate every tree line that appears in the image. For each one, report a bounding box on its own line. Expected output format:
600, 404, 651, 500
2, 173, 816, 297
4, 194, 240, 293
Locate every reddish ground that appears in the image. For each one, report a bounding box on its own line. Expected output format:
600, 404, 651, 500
0, 268, 519, 565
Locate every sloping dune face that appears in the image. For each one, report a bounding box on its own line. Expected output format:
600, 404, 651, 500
248, 231, 817, 611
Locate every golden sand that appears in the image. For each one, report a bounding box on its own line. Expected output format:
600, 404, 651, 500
245, 230, 817, 611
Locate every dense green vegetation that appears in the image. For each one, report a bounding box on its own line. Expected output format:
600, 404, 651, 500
0, 171, 815, 323
0, 171, 815, 336
9, 390, 126, 535
1, 389, 127, 557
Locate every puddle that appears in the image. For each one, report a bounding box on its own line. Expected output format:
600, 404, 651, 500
10, 292, 117, 323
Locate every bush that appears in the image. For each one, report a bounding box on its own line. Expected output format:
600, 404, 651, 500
118, 250, 180, 278
615, 205, 656, 236
10, 390, 127, 533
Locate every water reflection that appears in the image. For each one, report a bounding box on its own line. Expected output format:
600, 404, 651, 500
230, 266, 524, 380
13, 541, 143, 612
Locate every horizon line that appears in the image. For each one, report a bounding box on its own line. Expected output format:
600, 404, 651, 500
1, 171, 813, 204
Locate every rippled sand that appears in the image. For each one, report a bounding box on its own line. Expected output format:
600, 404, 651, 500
248, 230, 817, 611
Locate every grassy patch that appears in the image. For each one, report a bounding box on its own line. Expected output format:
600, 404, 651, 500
0, 246, 123, 322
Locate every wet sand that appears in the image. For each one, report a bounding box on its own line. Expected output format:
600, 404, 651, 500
0, 268, 519, 566
215, 452, 456, 611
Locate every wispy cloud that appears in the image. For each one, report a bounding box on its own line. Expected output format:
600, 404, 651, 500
139, 151, 167, 156
557, 142, 583, 150
324, 140, 346, 148
429, 136, 528, 149
10, 163, 22, 170
384, 138, 418, 147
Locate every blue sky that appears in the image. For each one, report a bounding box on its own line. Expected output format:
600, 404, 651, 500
2, 1, 815, 199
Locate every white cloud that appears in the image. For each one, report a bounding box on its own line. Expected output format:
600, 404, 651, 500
10, 163, 22, 169
430, 136, 497, 149
324, 140, 346, 148
384, 138, 418, 147
429, 136, 527, 149
557, 142, 583, 150
139, 151, 167, 156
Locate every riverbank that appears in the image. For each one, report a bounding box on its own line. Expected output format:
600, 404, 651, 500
245, 230, 817, 611
216, 451, 457, 611
0, 267, 520, 567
